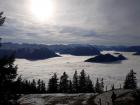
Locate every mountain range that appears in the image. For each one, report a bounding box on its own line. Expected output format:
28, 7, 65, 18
0, 42, 140, 60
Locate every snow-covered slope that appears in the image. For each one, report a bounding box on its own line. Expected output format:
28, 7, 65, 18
94, 89, 133, 105
19, 93, 95, 105
19, 89, 135, 105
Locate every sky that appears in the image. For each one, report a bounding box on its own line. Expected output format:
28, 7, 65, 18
0, 0, 140, 45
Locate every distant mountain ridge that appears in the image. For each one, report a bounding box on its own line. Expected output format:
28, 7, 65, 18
47, 44, 140, 53
1, 43, 101, 56
1, 42, 140, 60
48, 44, 100, 56
0, 48, 59, 60
0, 43, 59, 60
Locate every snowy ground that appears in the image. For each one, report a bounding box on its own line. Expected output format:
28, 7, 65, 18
15, 51, 140, 89
19, 89, 134, 105
19, 93, 95, 105
94, 89, 133, 105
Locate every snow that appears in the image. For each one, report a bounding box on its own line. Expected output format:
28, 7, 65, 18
19, 89, 135, 105
15, 51, 140, 89
19, 93, 95, 105
94, 89, 133, 105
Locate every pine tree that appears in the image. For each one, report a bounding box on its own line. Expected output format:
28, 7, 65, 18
68, 80, 73, 93
15, 76, 23, 93
100, 78, 104, 92
111, 84, 115, 90
105, 85, 108, 92
0, 54, 19, 105
124, 69, 137, 89
47, 73, 58, 93
31, 79, 37, 92
0, 12, 6, 26
40, 80, 46, 93
72, 70, 79, 93
36, 79, 46, 93
86, 75, 94, 93
59, 72, 69, 93
95, 78, 102, 93
79, 69, 87, 93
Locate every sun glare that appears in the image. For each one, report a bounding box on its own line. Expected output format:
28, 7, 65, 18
30, 0, 54, 21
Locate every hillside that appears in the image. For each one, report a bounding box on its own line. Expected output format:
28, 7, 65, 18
85, 53, 127, 63
94, 89, 134, 105
19, 89, 137, 105
48, 44, 100, 56
0, 47, 59, 60
19, 93, 95, 105
1, 43, 100, 56
133, 52, 140, 55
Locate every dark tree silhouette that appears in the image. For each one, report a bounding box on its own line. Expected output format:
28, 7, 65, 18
31, 79, 37, 93
95, 78, 104, 93
68, 80, 73, 93
0, 13, 19, 105
0, 12, 5, 46
14, 77, 46, 94
124, 69, 137, 89
95, 78, 102, 93
0, 12, 6, 26
0, 54, 19, 105
133, 89, 140, 105
111, 91, 117, 105
79, 69, 87, 92
86, 75, 94, 93
100, 78, 104, 92
72, 70, 79, 93
59, 72, 69, 93
40, 80, 46, 93
47, 70, 95, 93
47, 73, 58, 93
37, 79, 46, 93
111, 84, 115, 90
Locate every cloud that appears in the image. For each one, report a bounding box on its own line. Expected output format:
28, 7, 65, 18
0, 0, 140, 45
95, 0, 140, 35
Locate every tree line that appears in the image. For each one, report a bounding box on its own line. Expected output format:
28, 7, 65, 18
47, 69, 138, 93
14, 76, 46, 94
47, 70, 105, 93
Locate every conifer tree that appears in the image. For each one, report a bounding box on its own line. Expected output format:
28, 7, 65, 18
40, 80, 46, 93
47, 73, 58, 93
86, 75, 94, 93
37, 79, 41, 92
0, 12, 6, 26
15, 76, 23, 93
124, 69, 137, 89
0, 53, 19, 104
72, 70, 79, 93
59, 72, 69, 93
79, 69, 87, 92
95, 78, 102, 93
100, 78, 104, 92
111, 84, 115, 90
31, 79, 37, 92
68, 80, 73, 93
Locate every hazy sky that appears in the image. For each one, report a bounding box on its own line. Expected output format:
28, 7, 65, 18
0, 0, 140, 45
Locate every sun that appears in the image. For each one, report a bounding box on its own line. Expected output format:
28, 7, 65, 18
30, 0, 54, 21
